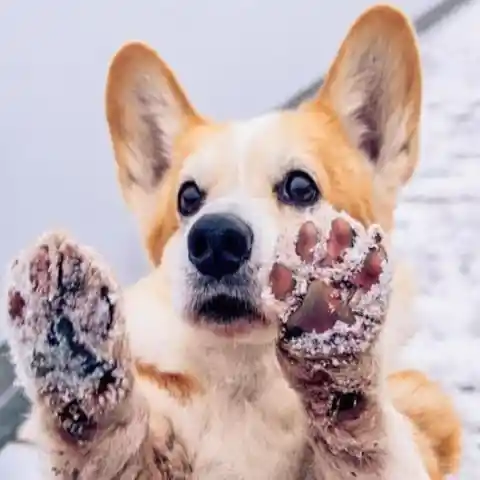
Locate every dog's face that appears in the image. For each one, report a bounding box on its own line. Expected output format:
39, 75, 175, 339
106, 6, 421, 341
147, 113, 385, 340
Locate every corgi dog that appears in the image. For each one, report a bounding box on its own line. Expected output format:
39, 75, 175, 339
5, 4, 461, 479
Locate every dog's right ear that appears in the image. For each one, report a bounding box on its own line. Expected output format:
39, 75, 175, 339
106, 42, 202, 214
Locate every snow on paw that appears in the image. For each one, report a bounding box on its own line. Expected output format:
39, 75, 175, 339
4, 232, 131, 443
266, 211, 392, 363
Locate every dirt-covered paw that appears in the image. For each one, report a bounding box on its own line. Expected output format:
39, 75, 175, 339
266, 213, 391, 361
5, 232, 131, 442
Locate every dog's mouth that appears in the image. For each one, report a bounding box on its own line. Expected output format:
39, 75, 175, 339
190, 293, 268, 337
186, 270, 269, 335
195, 294, 261, 324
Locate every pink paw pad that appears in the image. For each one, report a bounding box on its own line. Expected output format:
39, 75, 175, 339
268, 215, 391, 359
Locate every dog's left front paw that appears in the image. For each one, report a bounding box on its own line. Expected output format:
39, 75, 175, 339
267, 214, 392, 397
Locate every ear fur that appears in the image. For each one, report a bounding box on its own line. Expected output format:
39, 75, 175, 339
105, 42, 203, 217
310, 5, 422, 187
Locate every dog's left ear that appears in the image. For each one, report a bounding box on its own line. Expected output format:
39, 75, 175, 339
310, 5, 422, 187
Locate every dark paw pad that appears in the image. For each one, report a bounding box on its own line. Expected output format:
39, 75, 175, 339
268, 213, 391, 359
4, 232, 131, 442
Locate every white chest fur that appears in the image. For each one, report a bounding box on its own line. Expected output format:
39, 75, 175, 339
136, 343, 308, 480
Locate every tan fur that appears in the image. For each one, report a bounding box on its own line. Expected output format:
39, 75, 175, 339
389, 370, 463, 478
20, 5, 461, 479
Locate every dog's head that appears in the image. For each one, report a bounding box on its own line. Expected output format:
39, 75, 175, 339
106, 6, 421, 341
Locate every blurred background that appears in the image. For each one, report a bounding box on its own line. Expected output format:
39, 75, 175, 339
0, 1, 478, 478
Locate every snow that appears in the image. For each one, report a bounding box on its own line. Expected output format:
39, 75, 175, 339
395, 3, 480, 477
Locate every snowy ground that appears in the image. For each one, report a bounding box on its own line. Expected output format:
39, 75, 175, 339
395, 3, 480, 477
1, 1, 480, 478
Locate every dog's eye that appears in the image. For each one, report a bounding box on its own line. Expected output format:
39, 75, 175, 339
178, 181, 205, 216
276, 170, 320, 207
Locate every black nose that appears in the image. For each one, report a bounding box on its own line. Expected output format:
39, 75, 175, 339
188, 213, 253, 279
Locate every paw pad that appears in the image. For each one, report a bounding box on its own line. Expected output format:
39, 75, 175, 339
265, 208, 392, 359
5, 232, 131, 441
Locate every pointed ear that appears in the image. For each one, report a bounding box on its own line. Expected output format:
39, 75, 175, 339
105, 42, 203, 212
312, 6, 422, 187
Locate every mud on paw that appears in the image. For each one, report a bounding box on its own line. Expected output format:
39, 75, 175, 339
4, 232, 132, 442
264, 210, 392, 363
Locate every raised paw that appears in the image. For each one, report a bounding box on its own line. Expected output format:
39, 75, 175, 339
268, 215, 391, 363
5, 232, 132, 443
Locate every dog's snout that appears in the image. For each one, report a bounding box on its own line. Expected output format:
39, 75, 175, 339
188, 213, 253, 279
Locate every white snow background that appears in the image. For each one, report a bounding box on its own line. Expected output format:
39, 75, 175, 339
396, 3, 480, 477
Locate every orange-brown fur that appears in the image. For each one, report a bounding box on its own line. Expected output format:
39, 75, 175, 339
135, 361, 203, 403
388, 370, 462, 479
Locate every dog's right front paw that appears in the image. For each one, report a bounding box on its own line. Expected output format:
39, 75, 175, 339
5, 232, 132, 442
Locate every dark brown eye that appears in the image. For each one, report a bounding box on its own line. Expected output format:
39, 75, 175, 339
276, 170, 320, 207
178, 181, 205, 217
